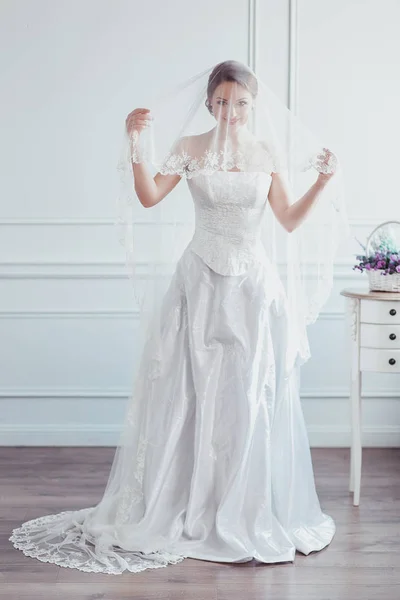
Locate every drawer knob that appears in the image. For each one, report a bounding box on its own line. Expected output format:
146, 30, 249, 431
389, 309, 397, 316
389, 358, 396, 365
389, 333, 397, 340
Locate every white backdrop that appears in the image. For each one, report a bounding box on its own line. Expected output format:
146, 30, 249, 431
0, 0, 399, 446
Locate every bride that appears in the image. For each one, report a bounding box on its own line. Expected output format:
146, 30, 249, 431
9, 60, 349, 574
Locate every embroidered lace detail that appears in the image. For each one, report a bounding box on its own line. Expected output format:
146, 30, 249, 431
158, 143, 279, 178
128, 130, 145, 163
186, 172, 272, 275
115, 430, 148, 527
189, 228, 266, 276
306, 149, 338, 175
9, 509, 187, 575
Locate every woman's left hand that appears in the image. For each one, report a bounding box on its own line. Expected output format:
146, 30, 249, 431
315, 147, 338, 186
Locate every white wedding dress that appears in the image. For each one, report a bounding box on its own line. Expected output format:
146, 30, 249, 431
9, 171, 335, 574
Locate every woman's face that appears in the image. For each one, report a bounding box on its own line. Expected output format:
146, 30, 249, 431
209, 81, 253, 130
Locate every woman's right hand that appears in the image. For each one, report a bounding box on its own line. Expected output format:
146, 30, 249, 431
125, 108, 153, 137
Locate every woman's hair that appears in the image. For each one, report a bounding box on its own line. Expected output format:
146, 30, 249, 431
206, 60, 258, 113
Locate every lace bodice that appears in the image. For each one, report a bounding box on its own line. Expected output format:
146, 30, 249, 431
187, 171, 272, 275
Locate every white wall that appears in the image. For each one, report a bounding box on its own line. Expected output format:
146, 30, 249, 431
1, 0, 399, 446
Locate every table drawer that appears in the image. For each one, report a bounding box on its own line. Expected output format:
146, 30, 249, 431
360, 299, 400, 324
360, 323, 400, 349
360, 347, 400, 372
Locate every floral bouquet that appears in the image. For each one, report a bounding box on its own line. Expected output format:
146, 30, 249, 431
352, 221, 400, 292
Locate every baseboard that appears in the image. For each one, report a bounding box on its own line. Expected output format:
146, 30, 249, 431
306, 425, 400, 447
1, 424, 399, 448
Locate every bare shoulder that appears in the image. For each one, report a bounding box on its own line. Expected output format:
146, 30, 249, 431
175, 131, 210, 155
255, 140, 291, 178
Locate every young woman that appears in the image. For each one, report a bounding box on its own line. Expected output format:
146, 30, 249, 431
10, 60, 347, 574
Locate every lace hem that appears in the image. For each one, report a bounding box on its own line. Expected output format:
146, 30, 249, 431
128, 136, 335, 178
158, 147, 277, 178
9, 510, 187, 575
128, 136, 283, 177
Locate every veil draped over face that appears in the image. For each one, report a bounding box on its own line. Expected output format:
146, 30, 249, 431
116, 60, 351, 384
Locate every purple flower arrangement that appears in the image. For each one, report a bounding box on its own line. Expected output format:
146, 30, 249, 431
353, 235, 400, 276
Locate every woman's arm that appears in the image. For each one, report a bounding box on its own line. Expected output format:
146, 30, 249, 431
268, 172, 328, 233
267, 149, 336, 233
132, 161, 181, 208
125, 107, 181, 208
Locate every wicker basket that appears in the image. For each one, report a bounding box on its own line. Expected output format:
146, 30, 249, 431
365, 220, 400, 292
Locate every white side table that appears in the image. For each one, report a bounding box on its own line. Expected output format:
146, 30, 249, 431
340, 287, 400, 506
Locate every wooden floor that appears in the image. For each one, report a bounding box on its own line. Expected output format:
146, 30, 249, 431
1, 447, 399, 600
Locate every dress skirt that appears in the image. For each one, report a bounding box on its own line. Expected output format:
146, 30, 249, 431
9, 245, 335, 574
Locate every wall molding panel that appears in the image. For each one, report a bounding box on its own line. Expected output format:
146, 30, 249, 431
0, 261, 370, 280
0, 309, 344, 320
0, 217, 389, 227
1, 386, 399, 400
